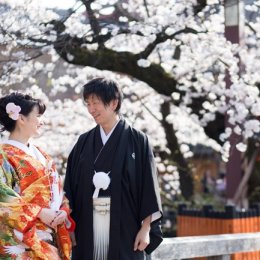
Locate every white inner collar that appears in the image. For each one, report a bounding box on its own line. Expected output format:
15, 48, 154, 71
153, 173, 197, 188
100, 120, 120, 145
2, 139, 46, 166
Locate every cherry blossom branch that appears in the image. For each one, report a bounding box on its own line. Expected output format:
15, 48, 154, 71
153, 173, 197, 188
138, 27, 200, 59
81, 0, 104, 48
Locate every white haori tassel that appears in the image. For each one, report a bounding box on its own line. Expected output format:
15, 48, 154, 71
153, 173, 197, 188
93, 197, 111, 260
92, 171, 110, 198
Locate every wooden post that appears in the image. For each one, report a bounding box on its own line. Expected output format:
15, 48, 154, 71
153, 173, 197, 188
224, 0, 245, 205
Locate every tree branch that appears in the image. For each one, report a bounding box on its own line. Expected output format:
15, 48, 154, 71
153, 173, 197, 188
193, 0, 207, 15
81, 0, 104, 48
143, 0, 150, 17
233, 147, 260, 205
160, 100, 193, 199
54, 35, 179, 96
245, 21, 257, 34
114, 2, 140, 22
138, 27, 200, 59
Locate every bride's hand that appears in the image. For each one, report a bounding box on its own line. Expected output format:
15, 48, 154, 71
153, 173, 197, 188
38, 208, 67, 228
50, 210, 67, 227
38, 208, 57, 227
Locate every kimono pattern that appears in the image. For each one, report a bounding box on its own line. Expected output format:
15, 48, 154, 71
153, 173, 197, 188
0, 143, 72, 260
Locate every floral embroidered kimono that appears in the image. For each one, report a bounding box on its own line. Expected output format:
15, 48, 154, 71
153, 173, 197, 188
0, 140, 72, 260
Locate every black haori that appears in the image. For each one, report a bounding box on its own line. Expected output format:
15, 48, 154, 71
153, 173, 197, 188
64, 119, 163, 260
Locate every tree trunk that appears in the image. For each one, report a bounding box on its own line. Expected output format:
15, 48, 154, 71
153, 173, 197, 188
160, 100, 194, 199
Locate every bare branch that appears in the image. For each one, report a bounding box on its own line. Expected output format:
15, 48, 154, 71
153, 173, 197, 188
24, 52, 43, 62
131, 92, 161, 122
233, 147, 260, 205
193, 0, 207, 15
61, 2, 84, 23
114, 3, 139, 22
137, 27, 200, 59
143, 0, 150, 17
245, 21, 257, 34
81, 0, 104, 48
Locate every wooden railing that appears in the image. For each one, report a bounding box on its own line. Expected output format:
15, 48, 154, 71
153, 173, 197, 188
150, 232, 260, 260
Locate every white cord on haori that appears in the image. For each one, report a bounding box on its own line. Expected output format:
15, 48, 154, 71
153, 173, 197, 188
92, 171, 110, 198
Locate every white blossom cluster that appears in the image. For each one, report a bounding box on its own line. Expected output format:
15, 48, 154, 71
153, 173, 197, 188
0, 0, 259, 189
156, 157, 181, 199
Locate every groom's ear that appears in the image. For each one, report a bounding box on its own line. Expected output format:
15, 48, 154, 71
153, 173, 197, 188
110, 99, 119, 111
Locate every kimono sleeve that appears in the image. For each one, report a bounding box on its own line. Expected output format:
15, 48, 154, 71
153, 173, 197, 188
0, 156, 42, 233
138, 135, 163, 254
139, 135, 162, 223
63, 146, 76, 213
64, 134, 87, 216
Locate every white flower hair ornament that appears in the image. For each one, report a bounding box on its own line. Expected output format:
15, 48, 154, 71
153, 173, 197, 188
6, 102, 21, 120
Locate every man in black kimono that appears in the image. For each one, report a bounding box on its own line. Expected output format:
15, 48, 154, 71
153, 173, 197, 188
64, 78, 163, 260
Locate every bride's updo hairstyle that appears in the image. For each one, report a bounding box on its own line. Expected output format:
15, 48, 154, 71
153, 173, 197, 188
0, 92, 46, 132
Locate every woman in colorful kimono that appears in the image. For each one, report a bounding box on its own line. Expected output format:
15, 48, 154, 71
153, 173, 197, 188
0, 92, 74, 260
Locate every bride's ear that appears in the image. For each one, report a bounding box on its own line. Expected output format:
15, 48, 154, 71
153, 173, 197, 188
16, 114, 26, 126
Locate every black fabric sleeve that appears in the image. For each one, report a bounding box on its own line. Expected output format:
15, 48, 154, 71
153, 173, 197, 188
139, 134, 162, 223
64, 134, 86, 217
64, 146, 76, 215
